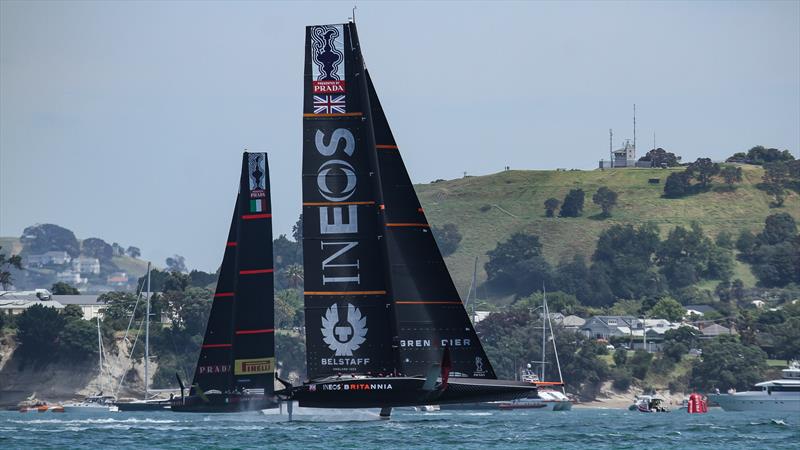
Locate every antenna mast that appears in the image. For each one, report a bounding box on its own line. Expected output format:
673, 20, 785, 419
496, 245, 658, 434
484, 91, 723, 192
633, 104, 637, 160
609, 129, 613, 168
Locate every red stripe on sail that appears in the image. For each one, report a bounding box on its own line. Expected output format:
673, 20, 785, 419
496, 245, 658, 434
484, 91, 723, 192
235, 329, 274, 335
239, 269, 273, 275
241, 213, 271, 220
214, 292, 234, 298
202, 344, 231, 349
226, 242, 237, 247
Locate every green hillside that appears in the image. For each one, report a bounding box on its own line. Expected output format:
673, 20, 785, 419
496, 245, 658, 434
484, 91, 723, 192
416, 164, 799, 298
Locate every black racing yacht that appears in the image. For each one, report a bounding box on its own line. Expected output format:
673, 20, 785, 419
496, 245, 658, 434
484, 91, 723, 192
171, 152, 280, 413
291, 21, 537, 418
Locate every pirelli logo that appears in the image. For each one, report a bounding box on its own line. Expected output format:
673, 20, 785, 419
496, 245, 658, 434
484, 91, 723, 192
234, 357, 275, 375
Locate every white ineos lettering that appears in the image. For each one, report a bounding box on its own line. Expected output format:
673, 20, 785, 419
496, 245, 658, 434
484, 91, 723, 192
316, 159, 357, 202
320, 205, 358, 234
315, 129, 354, 156
320, 241, 360, 284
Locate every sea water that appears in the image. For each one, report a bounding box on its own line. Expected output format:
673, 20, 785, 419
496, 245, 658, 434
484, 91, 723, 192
1, 407, 797, 449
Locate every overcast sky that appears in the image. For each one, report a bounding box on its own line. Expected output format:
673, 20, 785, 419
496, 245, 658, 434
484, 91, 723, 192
2, 1, 798, 271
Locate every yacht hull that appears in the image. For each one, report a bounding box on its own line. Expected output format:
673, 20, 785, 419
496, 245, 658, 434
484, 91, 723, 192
292, 376, 536, 408
170, 393, 278, 413
708, 393, 800, 412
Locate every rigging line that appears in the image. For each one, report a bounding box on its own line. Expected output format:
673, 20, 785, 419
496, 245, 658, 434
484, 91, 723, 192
114, 317, 145, 398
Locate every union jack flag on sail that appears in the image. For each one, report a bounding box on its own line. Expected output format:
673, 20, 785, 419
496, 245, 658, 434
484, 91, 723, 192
313, 95, 346, 114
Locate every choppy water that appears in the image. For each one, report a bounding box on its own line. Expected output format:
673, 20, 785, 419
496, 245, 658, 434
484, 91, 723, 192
1, 407, 798, 449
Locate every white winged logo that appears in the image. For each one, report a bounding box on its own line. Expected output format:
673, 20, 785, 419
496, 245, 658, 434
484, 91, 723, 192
321, 303, 367, 356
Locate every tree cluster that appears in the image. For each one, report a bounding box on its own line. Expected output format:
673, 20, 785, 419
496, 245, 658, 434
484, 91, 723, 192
432, 223, 463, 257
484, 222, 734, 309
737, 213, 800, 287
14, 304, 98, 363
638, 148, 682, 167
727, 145, 795, 165
663, 158, 734, 198
545, 186, 618, 218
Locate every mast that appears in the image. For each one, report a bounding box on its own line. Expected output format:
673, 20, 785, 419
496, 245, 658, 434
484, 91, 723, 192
540, 286, 547, 382
96, 314, 103, 389
145, 261, 151, 399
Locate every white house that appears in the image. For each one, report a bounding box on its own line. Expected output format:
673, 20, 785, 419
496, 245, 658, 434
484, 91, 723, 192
72, 257, 101, 275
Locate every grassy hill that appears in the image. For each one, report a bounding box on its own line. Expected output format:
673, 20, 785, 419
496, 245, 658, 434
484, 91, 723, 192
416, 164, 799, 298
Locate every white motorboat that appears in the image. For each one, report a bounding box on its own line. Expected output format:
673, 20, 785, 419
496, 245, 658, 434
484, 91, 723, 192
62, 394, 116, 413
708, 361, 800, 412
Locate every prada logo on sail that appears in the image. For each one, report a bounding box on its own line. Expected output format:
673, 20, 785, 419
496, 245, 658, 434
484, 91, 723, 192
315, 127, 361, 285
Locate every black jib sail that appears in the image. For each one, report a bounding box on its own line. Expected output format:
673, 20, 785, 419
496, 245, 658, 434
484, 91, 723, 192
366, 71, 496, 379
301, 22, 495, 381
191, 201, 239, 393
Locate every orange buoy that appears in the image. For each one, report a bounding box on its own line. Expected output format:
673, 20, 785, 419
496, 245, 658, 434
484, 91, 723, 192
37, 405, 49, 412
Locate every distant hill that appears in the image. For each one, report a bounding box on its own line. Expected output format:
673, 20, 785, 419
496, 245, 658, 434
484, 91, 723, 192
416, 164, 799, 298
0, 236, 150, 290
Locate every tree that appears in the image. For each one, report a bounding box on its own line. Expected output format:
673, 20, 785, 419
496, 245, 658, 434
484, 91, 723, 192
592, 186, 618, 217
771, 317, 800, 363
758, 213, 797, 245
292, 214, 303, 243
647, 297, 685, 322
686, 158, 720, 189
559, 189, 585, 217
126, 246, 141, 258
613, 348, 628, 366
629, 350, 653, 379
166, 255, 187, 273
82, 237, 113, 261
657, 223, 732, 287
638, 148, 681, 167
63, 304, 84, 320
751, 242, 798, 287
715, 231, 734, 249
663, 171, 692, 198
284, 264, 304, 289
543, 197, 560, 217
432, 223, 463, 256
51, 282, 80, 295
719, 166, 742, 189
762, 161, 790, 207
188, 270, 216, 288
59, 318, 97, 359
485, 233, 543, 287
745, 145, 795, 165
0, 246, 23, 289
736, 230, 758, 259
15, 304, 65, 357
19, 224, 80, 257
592, 223, 661, 303
690, 335, 767, 391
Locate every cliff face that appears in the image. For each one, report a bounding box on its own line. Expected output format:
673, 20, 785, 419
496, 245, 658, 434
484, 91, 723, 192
0, 331, 152, 407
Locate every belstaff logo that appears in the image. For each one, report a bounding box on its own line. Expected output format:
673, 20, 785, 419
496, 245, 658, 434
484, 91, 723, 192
322, 303, 367, 356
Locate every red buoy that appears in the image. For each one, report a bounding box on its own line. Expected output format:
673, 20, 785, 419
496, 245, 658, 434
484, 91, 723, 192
687, 392, 707, 413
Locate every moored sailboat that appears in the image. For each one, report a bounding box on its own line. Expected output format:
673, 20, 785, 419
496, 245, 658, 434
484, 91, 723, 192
171, 152, 280, 413
289, 21, 536, 417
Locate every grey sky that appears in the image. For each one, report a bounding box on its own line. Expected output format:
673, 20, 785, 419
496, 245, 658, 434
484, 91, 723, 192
2, 1, 798, 271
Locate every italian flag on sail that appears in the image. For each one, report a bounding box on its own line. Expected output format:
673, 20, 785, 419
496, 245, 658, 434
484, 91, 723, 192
250, 198, 266, 213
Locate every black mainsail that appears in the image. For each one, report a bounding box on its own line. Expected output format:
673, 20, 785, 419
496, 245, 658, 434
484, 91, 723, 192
173, 152, 277, 412
302, 23, 396, 379
294, 22, 530, 412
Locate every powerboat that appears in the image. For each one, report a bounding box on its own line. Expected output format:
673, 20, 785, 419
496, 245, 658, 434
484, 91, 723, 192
707, 361, 800, 412
62, 394, 116, 413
